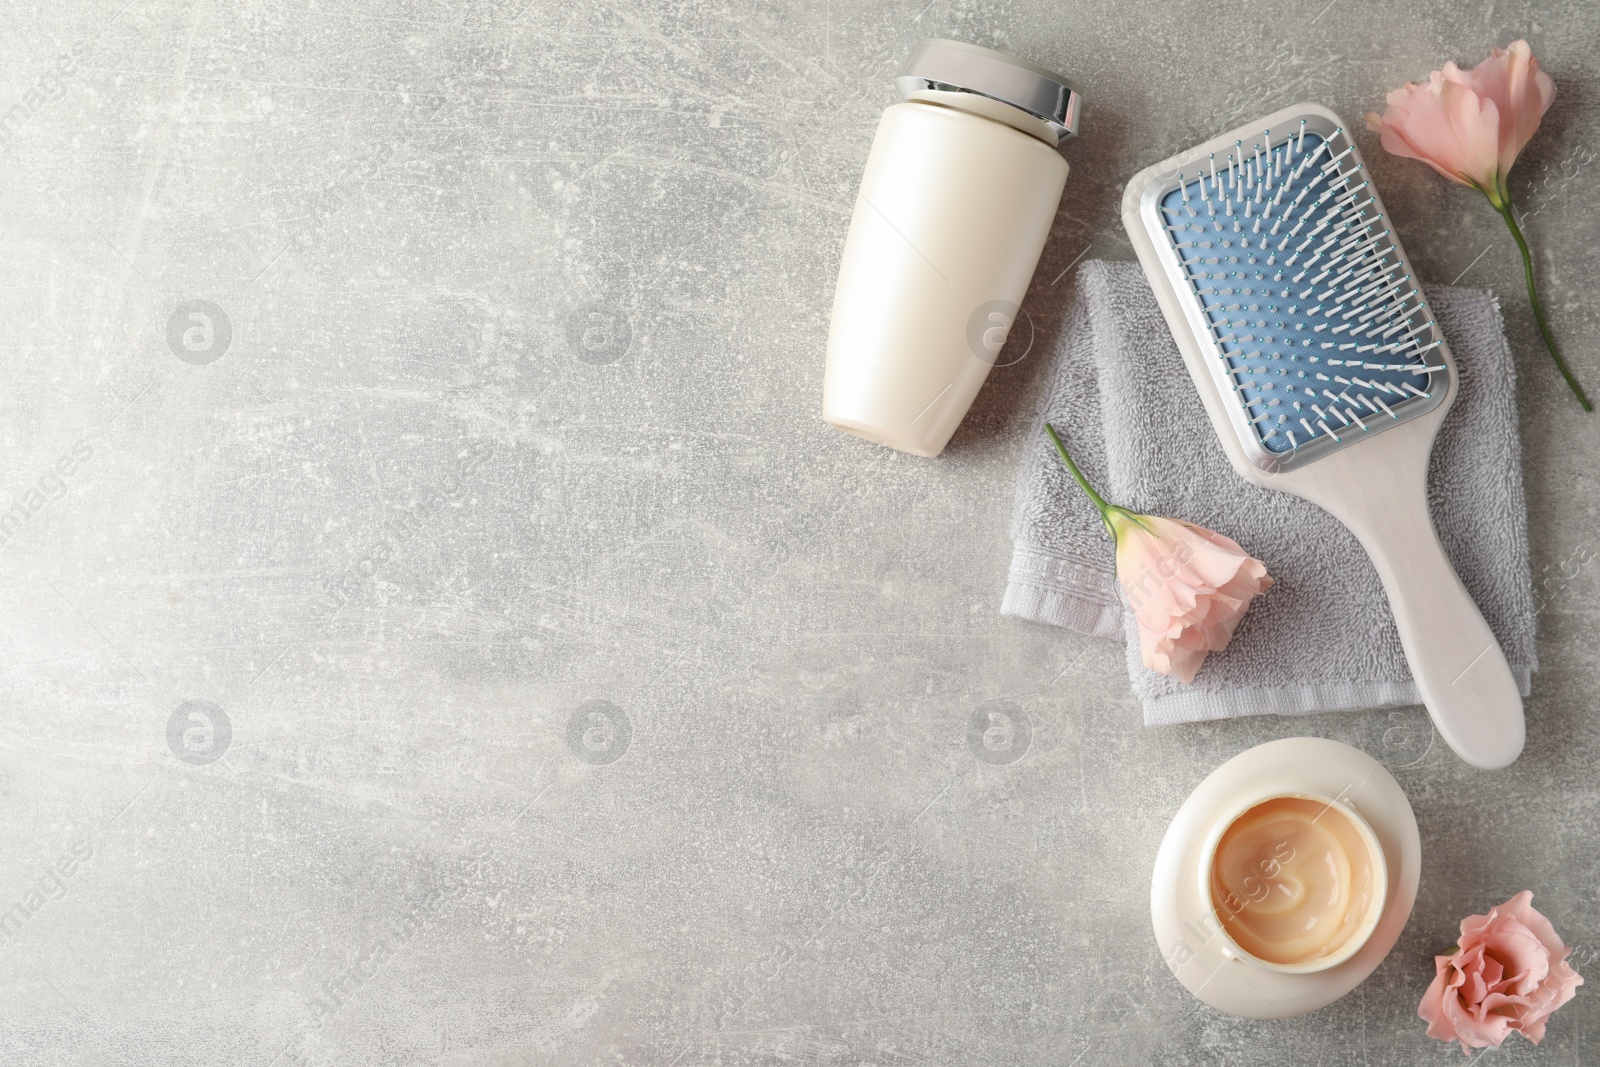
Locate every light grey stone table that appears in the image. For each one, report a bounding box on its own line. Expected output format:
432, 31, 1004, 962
2, 2, 1596, 1064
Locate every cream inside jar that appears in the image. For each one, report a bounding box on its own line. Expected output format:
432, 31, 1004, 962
1208, 795, 1385, 970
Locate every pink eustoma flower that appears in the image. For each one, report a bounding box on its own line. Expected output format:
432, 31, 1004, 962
1044, 424, 1273, 683
1365, 40, 1554, 197
1419, 891, 1583, 1054
1366, 42, 1589, 410
1109, 511, 1273, 683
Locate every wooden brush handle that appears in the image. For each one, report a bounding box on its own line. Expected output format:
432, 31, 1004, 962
1310, 439, 1525, 770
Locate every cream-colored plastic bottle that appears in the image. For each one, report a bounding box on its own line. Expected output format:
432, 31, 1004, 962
824, 40, 1080, 457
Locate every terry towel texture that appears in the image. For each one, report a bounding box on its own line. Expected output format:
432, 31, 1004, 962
1003, 260, 1537, 726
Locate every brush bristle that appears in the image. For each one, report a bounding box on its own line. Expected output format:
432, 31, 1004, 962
1158, 123, 1442, 454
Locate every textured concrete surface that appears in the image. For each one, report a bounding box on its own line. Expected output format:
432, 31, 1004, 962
2, 1, 1597, 1064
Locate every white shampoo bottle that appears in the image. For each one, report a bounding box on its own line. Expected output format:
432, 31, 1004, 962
824, 39, 1081, 457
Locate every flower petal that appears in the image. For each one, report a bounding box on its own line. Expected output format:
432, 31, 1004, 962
1461, 41, 1556, 179
1369, 63, 1502, 187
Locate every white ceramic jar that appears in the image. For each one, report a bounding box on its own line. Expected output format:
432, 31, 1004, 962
1151, 737, 1421, 1019
823, 39, 1082, 457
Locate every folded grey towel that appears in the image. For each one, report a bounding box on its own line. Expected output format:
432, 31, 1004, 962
1003, 260, 1537, 725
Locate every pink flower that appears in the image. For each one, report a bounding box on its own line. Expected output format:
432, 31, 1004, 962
1366, 42, 1589, 411
1108, 512, 1273, 683
1043, 424, 1273, 683
1419, 891, 1584, 1054
1364, 40, 1555, 200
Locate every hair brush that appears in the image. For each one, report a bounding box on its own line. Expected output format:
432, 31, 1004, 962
1121, 103, 1523, 770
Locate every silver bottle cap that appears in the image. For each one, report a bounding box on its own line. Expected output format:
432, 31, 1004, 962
894, 39, 1082, 143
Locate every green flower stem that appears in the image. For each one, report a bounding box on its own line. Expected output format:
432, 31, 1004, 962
1492, 197, 1593, 412
1044, 422, 1126, 539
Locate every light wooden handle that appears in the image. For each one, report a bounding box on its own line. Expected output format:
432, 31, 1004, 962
1315, 450, 1525, 770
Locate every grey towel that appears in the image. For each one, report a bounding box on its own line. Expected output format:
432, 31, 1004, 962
1003, 260, 1537, 725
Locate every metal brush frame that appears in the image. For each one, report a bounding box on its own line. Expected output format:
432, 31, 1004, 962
1126, 104, 1450, 475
